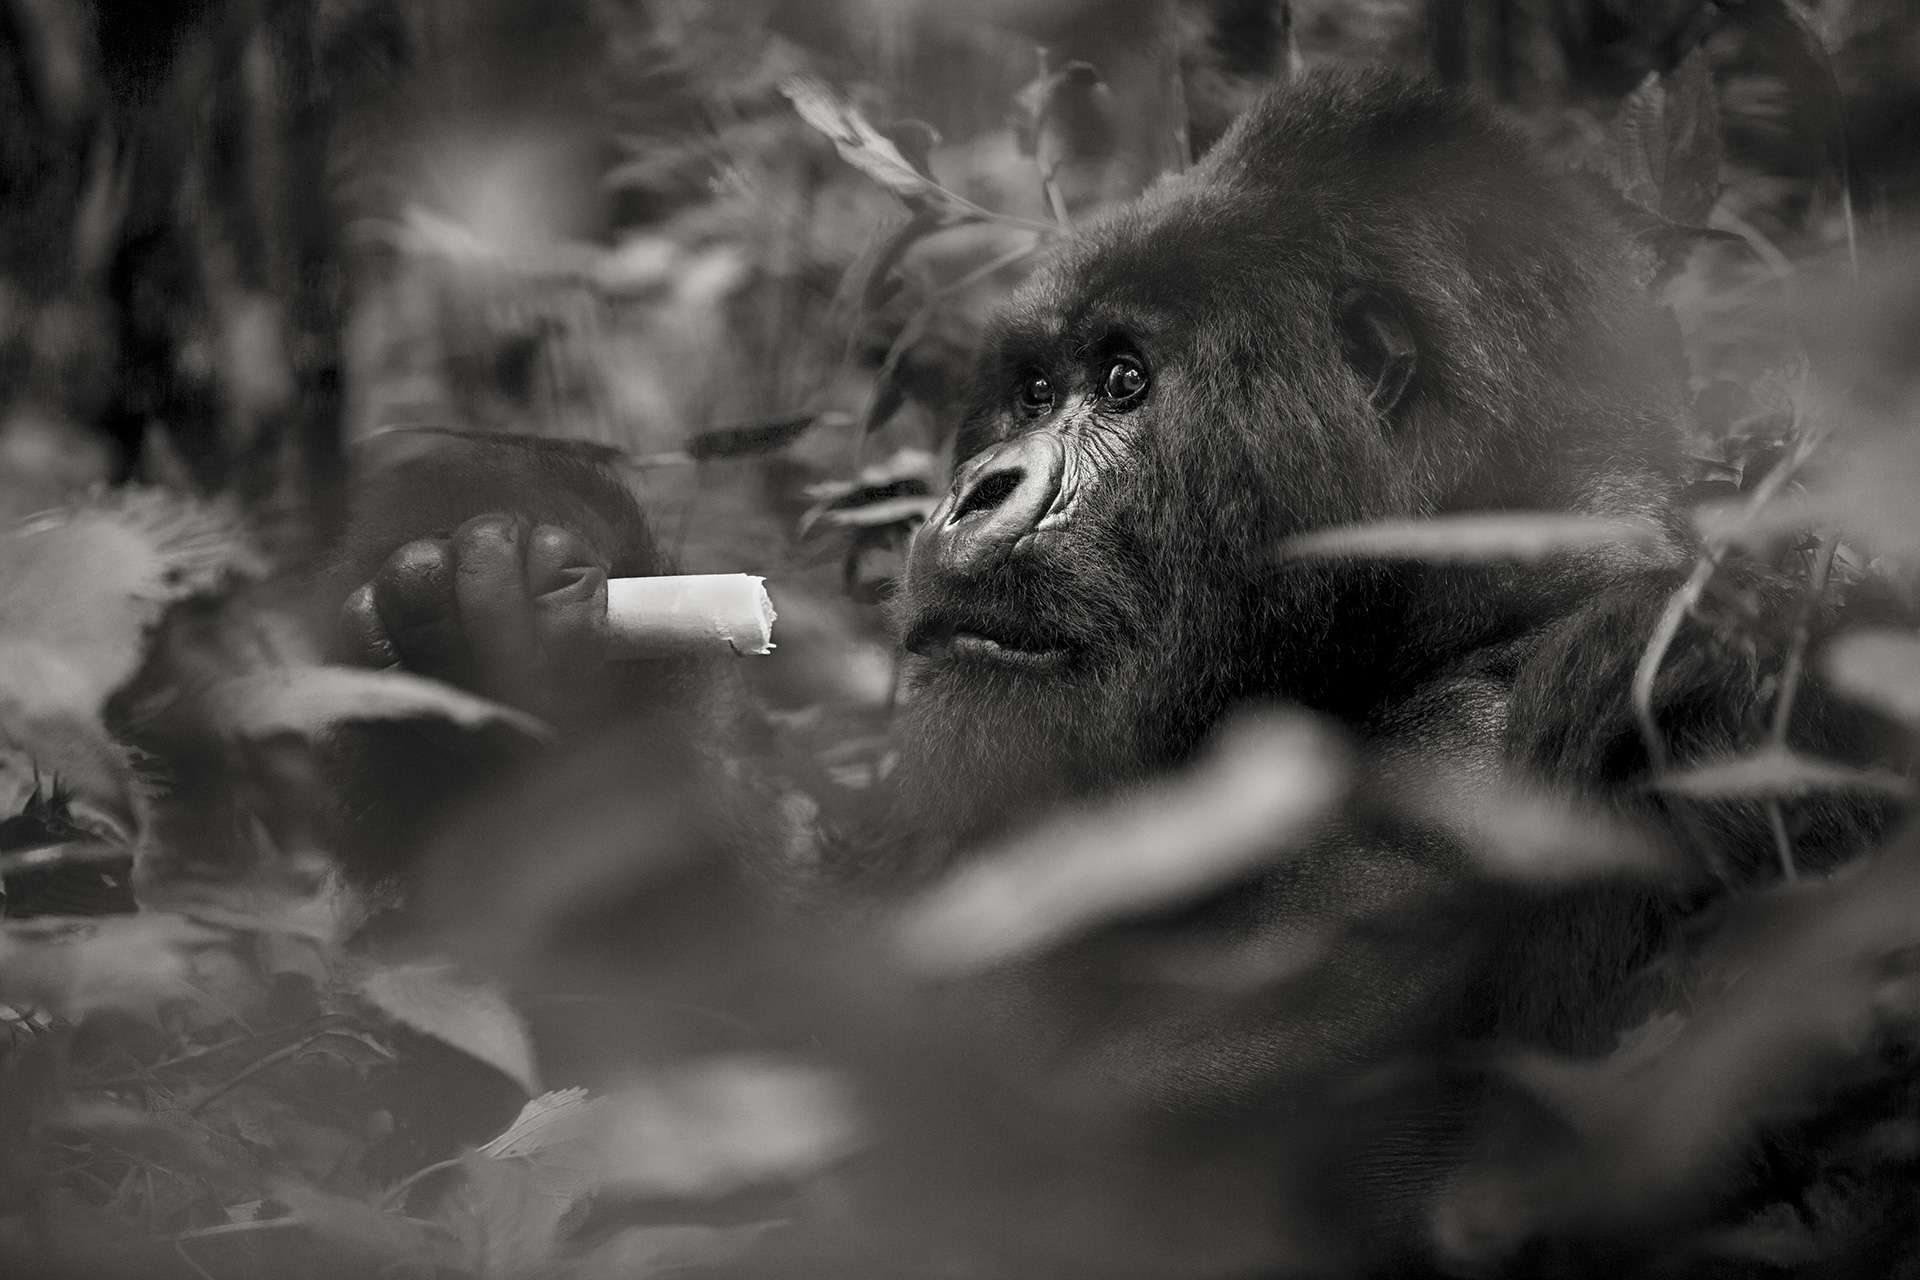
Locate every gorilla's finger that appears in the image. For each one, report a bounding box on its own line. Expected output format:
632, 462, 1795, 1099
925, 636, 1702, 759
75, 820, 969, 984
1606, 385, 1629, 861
372, 538, 466, 678
526, 523, 609, 664
451, 513, 540, 702
336, 583, 400, 668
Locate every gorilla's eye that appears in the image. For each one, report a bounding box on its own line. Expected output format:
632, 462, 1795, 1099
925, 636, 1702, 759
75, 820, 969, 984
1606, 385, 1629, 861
1099, 355, 1150, 407
1015, 372, 1056, 417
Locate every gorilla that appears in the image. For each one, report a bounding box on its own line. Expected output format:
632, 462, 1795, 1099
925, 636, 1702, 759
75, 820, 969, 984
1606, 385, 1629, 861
327, 69, 1884, 1149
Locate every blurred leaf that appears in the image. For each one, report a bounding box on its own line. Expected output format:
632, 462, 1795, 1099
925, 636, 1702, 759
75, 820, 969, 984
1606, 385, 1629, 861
597, 1057, 862, 1198
780, 76, 968, 218
569, 1222, 782, 1280
1435, 838, 1920, 1269
0, 711, 143, 842
1017, 61, 1117, 186
1404, 767, 1679, 884
686, 413, 829, 461
802, 447, 937, 504
0, 915, 212, 1020
896, 714, 1348, 974
0, 490, 263, 721
272, 1180, 438, 1274
1281, 514, 1663, 562
200, 667, 553, 743
1610, 48, 1723, 226
357, 961, 539, 1095
1690, 489, 1815, 551
861, 376, 908, 436
813, 495, 938, 533
798, 448, 939, 539
0, 839, 126, 878
1823, 629, 1920, 724
54, 1101, 235, 1178
879, 119, 941, 181
1730, 0, 1855, 187
862, 205, 948, 311
443, 1154, 575, 1279
1653, 746, 1911, 799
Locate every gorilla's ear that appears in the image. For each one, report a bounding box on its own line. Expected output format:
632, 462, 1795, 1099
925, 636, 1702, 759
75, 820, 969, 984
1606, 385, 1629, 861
1337, 288, 1417, 417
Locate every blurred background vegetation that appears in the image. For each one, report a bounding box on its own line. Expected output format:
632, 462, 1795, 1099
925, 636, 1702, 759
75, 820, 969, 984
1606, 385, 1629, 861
5, 1, 1920, 1277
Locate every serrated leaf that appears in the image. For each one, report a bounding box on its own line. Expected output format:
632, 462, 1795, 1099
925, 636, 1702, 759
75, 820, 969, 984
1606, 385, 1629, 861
200, 667, 552, 743
444, 1154, 575, 1279
480, 1087, 598, 1159
358, 961, 539, 1095
1653, 746, 1911, 800
1823, 629, 1920, 723
1282, 514, 1663, 562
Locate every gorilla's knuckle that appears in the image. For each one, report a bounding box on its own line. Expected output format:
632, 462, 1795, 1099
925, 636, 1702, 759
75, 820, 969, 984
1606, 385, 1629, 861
453, 512, 525, 554
373, 539, 453, 611
529, 522, 589, 562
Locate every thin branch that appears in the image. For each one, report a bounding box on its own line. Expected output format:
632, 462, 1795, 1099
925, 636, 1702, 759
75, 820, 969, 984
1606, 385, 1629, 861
1770, 530, 1842, 745
187, 1029, 330, 1115
1760, 529, 1842, 883
1632, 409, 1833, 882
1632, 418, 1832, 767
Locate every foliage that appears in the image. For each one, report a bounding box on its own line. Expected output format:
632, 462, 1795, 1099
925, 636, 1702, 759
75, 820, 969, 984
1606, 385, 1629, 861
4, 1, 1920, 1277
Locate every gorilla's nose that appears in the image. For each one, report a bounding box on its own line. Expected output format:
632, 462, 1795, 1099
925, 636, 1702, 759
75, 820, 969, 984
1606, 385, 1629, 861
915, 432, 1065, 577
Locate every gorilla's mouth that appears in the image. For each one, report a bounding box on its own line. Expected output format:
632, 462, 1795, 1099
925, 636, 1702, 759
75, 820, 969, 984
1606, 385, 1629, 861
902, 613, 1073, 671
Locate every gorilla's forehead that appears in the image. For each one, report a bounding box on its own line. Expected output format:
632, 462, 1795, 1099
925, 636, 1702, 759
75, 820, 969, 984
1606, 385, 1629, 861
997, 188, 1330, 352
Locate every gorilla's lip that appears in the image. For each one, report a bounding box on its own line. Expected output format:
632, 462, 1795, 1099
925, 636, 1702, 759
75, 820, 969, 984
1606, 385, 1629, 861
902, 613, 1073, 669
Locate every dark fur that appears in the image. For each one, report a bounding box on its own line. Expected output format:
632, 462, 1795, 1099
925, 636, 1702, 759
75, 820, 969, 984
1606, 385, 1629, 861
330, 70, 1888, 1133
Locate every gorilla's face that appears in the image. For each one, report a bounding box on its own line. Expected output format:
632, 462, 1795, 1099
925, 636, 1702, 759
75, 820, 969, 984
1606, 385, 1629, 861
887, 185, 1416, 858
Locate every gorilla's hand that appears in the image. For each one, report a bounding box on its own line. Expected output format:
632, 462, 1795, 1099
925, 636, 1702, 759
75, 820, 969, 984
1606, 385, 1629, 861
336, 512, 610, 720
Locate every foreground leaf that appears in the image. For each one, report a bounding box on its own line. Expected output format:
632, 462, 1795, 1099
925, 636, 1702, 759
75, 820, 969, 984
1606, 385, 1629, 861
357, 961, 539, 1095
896, 714, 1347, 973
1823, 629, 1920, 723
1402, 765, 1678, 884
597, 1058, 862, 1198
201, 667, 552, 743
0, 914, 212, 1019
1653, 746, 1911, 800
1281, 513, 1663, 562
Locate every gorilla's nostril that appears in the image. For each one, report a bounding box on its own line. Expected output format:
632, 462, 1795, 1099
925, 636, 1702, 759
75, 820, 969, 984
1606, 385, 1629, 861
952, 468, 1023, 523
